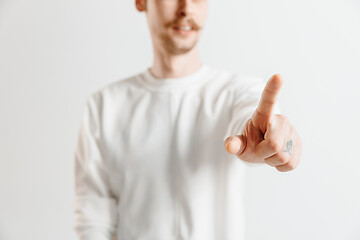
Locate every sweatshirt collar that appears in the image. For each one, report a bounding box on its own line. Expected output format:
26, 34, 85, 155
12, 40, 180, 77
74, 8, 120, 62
139, 64, 210, 92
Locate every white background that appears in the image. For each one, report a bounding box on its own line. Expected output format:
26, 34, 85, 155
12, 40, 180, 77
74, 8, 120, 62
1, 0, 359, 239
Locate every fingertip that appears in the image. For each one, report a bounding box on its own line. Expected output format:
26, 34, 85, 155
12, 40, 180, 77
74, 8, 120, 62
226, 140, 240, 154
224, 136, 241, 154
272, 74, 283, 88
224, 136, 232, 143
224, 136, 232, 149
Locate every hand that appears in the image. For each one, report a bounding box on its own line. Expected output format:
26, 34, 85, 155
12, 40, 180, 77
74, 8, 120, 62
224, 74, 302, 172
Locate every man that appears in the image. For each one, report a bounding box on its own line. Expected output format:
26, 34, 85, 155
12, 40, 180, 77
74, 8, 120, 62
73, 0, 302, 239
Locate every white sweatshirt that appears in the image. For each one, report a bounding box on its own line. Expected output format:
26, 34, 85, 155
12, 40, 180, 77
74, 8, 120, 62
73, 64, 269, 240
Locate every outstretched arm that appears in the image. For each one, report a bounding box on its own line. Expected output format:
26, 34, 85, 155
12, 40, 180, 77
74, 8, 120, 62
224, 74, 302, 172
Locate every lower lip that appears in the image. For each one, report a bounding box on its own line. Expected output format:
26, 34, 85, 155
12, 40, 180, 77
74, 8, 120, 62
173, 27, 194, 36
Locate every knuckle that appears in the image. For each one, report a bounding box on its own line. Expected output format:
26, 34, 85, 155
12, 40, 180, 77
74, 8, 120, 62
277, 155, 289, 165
268, 138, 283, 152
264, 158, 276, 167
286, 161, 297, 170
277, 114, 289, 123
263, 98, 276, 106
282, 160, 297, 171
276, 165, 289, 172
281, 115, 289, 122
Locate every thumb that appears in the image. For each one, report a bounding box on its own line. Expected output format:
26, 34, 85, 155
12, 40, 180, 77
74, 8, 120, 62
224, 134, 247, 155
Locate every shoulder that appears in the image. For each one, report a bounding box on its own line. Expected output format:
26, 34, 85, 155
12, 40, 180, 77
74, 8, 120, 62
85, 71, 145, 107
205, 65, 266, 93
228, 72, 265, 93
96, 72, 144, 98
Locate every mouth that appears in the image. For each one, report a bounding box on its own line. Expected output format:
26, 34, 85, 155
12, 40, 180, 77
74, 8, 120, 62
172, 25, 196, 36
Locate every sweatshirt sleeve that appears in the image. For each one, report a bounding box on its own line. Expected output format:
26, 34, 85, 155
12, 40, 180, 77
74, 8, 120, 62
223, 75, 281, 167
73, 94, 118, 240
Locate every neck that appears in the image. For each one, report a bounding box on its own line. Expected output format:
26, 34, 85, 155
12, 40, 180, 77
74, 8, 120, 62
150, 44, 203, 79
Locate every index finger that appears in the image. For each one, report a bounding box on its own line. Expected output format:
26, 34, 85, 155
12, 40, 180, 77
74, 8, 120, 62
253, 74, 283, 123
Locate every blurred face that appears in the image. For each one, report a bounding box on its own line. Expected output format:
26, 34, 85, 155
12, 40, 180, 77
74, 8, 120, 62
142, 0, 208, 55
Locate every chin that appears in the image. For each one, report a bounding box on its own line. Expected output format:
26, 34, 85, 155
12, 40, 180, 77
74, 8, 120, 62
170, 47, 193, 55
159, 29, 199, 53
170, 42, 198, 54
166, 39, 199, 54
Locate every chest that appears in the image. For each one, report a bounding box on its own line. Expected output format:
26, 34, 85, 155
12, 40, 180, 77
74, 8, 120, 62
100, 90, 232, 184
